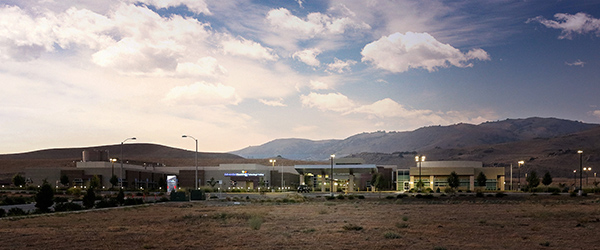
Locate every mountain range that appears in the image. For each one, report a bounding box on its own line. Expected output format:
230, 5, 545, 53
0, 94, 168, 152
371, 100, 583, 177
231, 117, 598, 160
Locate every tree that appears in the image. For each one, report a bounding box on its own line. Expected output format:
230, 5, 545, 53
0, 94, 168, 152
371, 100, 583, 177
60, 174, 70, 187
207, 177, 217, 188
370, 173, 387, 197
116, 188, 125, 205
90, 175, 101, 190
110, 175, 119, 188
82, 187, 96, 209
12, 174, 25, 187
476, 172, 487, 187
542, 171, 553, 186
526, 171, 540, 191
447, 171, 460, 190
157, 177, 166, 190
35, 181, 54, 213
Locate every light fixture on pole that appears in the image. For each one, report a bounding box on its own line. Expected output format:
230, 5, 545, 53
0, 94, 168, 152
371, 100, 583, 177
415, 155, 425, 191
182, 135, 199, 190
517, 161, 524, 191
578, 150, 583, 195
120, 137, 136, 189
269, 159, 276, 188
584, 167, 592, 186
330, 154, 335, 197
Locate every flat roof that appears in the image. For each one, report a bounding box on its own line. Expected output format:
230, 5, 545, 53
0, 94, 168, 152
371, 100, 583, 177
295, 164, 377, 174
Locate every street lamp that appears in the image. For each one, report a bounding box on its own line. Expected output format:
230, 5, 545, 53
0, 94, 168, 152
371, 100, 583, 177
578, 150, 583, 194
330, 154, 335, 197
573, 170, 577, 188
584, 167, 592, 186
415, 155, 425, 191
182, 135, 199, 190
110, 158, 117, 177
269, 159, 276, 188
120, 137, 136, 189
517, 161, 524, 191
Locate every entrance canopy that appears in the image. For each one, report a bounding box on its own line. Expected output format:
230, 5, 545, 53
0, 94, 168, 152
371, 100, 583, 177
295, 164, 377, 175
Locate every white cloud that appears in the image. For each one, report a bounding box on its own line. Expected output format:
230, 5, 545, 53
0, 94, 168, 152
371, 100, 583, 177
222, 36, 278, 61
309, 80, 329, 90
361, 32, 490, 73
266, 7, 370, 38
349, 98, 431, 118
566, 60, 585, 67
326, 58, 356, 73
176, 57, 227, 77
590, 110, 600, 118
300, 92, 354, 112
259, 98, 286, 107
164, 82, 241, 106
528, 12, 600, 39
292, 48, 321, 66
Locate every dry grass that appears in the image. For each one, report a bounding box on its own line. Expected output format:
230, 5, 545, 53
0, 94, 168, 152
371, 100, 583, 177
1, 196, 600, 249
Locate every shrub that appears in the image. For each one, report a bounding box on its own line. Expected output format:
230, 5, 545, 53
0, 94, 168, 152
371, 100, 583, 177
342, 224, 363, 231
384, 231, 401, 239
66, 187, 82, 196
495, 192, 506, 198
385, 195, 395, 199
54, 202, 83, 212
357, 195, 365, 199
396, 222, 409, 228
95, 198, 119, 208
124, 198, 144, 206
82, 188, 96, 209
53, 197, 69, 203
325, 196, 335, 200
0, 208, 5, 217
396, 194, 407, 199
248, 215, 263, 230
336, 194, 345, 200
475, 191, 484, 197
7, 207, 27, 216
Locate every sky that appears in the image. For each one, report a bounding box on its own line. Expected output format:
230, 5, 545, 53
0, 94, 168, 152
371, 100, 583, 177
2, 0, 600, 154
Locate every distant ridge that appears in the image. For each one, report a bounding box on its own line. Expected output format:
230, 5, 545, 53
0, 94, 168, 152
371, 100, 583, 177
230, 117, 599, 160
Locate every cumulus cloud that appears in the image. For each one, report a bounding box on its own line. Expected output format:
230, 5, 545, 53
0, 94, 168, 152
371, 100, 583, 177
259, 98, 286, 107
309, 80, 329, 90
222, 36, 278, 61
164, 82, 241, 106
348, 98, 433, 119
266, 8, 370, 38
300, 92, 354, 112
566, 59, 585, 67
361, 32, 490, 73
0, 6, 115, 61
326, 58, 356, 73
176, 57, 227, 77
590, 110, 600, 118
292, 48, 321, 66
528, 12, 600, 39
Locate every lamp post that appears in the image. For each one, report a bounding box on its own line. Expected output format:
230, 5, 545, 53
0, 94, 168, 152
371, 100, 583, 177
120, 137, 136, 189
517, 161, 524, 191
578, 150, 583, 195
573, 170, 577, 188
110, 158, 117, 177
182, 135, 199, 190
415, 155, 425, 191
584, 167, 592, 186
270, 159, 276, 188
330, 154, 335, 197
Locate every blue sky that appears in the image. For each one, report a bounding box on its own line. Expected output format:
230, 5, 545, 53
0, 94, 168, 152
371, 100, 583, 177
1, 0, 600, 154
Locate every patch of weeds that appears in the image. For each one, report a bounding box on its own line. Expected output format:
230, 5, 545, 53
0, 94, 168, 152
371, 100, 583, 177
383, 231, 401, 239
336, 194, 345, 200
402, 216, 409, 221
142, 244, 155, 249
433, 247, 447, 250
479, 220, 487, 225
318, 208, 328, 214
343, 223, 363, 231
395, 222, 409, 228
248, 215, 263, 230
301, 228, 316, 233
347, 195, 355, 200
385, 195, 395, 199
539, 241, 550, 247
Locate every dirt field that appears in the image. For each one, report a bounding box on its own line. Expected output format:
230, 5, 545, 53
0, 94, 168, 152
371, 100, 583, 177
1, 194, 600, 250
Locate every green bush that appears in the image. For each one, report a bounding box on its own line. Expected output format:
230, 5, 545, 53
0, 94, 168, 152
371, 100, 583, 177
95, 198, 119, 208
357, 195, 365, 199
7, 207, 27, 216
248, 215, 263, 230
396, 194, 407, 199
495, 192, 506, 198
336, 194, 345, 200
325, 196, 335, 200
342, 224, 363, 231
384, 231, 401, 239
54, 202, 83, 212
